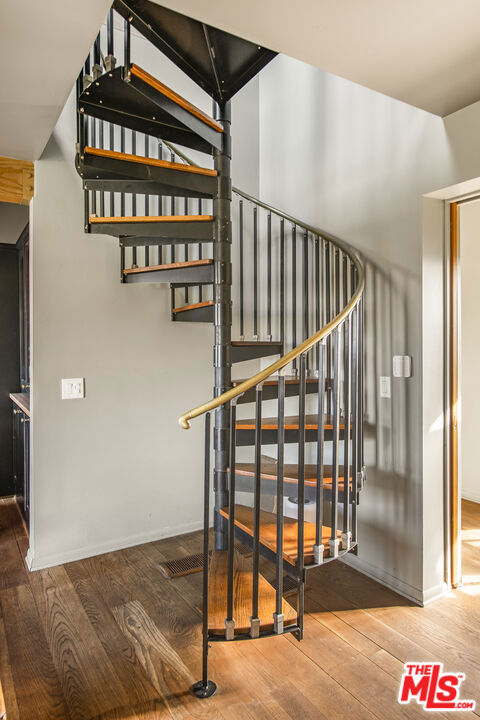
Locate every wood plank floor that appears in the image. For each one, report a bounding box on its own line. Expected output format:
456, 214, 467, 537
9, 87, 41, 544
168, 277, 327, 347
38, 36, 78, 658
0, 496, 479, 719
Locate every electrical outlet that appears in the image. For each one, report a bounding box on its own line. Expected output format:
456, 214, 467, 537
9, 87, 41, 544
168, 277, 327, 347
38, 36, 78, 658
379, 376, 391, 399
61, 378, 85, 400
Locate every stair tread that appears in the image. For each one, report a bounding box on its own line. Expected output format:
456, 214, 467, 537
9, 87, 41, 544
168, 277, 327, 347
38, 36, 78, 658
172, 300, 214, 314
236, 414, 348, 431
84, 146, 217, 176
208, 549, 297, 635
124, 259, 213, 276
90, 215, 213, 224
131, 64, 224, 133
234, 456, 352, 487
220, 505, 341, 565
233, 375, 319, 387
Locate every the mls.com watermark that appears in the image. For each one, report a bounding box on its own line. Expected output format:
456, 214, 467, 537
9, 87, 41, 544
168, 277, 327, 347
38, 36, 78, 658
399, 663, 476, 711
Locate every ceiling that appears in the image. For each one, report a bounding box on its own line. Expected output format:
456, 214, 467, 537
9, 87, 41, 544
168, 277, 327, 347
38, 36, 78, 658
153, 0, 480, 117
0, 0, 111, 161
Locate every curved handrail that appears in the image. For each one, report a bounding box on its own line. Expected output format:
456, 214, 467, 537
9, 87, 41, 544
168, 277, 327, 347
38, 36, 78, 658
178, 226, 364, 429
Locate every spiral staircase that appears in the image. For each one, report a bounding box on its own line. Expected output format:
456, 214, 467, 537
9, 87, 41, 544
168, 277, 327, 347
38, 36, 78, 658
75, 0, 365, 698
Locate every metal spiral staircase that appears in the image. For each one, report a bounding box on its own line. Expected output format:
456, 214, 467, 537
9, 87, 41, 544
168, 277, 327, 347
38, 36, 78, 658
76, 0, 365, 699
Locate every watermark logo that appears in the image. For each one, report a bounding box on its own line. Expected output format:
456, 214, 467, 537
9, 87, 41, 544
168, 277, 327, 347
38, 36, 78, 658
399, 663, 476, 711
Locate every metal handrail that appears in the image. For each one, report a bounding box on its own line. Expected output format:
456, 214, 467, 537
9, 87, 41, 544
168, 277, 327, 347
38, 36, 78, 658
178, 221, 365, 429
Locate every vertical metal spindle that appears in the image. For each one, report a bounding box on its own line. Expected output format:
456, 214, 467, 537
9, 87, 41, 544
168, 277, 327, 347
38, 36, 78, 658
297, 354, 306, 640
120, 127, 125, 220
303, 230, 309, 370
198, 197, 203, 302
351, 304, 359, 543
239, 199, 244, 338
170, 149, 176, 263
120, 242, 126, 283
131, 133, 137, 268
342, 314, 351, 549
280, 218, 285, 347
267, 212, 272, 340
107, 8, 114, 57
124, 18, 131, 75
315, 237, 320, 333
314, 340, 325, 563
334, 249, 341, 316
225, 401, 237, 640
359, 294, 365, 488
98, 121, 105, 217
93, 32, 101, 79
274, 372, 285, 633
251, 385, 262, 638
192, 413, 216, 698
157, 141, 163, 265
292, 225, 297, 373
109, 122, 114, 215
330, 329, 341, 558
91, 118, 97, 215
184, 197, 189, 304
325, 241, 332, 414
144, 136, 150, 266
253, 206, 258, 339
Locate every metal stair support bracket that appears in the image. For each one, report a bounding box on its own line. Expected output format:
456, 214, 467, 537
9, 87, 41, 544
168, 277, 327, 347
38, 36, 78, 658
213, 100, 232, 551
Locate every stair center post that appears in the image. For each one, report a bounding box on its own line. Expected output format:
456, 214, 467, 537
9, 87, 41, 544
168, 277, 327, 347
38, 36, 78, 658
213, 100, 232, 551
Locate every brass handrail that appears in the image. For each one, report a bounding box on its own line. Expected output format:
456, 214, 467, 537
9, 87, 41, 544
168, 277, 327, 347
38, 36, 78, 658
169, 139, 365, 430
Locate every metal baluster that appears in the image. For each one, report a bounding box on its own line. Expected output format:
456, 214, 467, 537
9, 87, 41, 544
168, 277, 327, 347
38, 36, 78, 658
315, 237, 320, 334
303, 230, 309, 369
274, 371, 285, 633
98, 121, 105, 217
292, 225, 297, 373
109, 122, 114, 216
93, 32, 101, 80
267, 212, 272, 340
280, 218, 285, 347
225, 400, 237, 640
91, 117, 97, 215
170, 150, 176, 263
359, 294, 365, 492
131, 131, 137, 268
184, 197, 189, 304
297, 354, 306, 640
124, 18, 131, 74
106, 8, 115, 71
325, 242, 332, 414
342, 259, 352, 549
192, 413, 216, 698
239, 199, 244, 338
314, 340, 325, 564
157, 141, 163, 265
251, 384, 262, 638
120, 126, 125, 221
330, 328, 341, 558
253, 206, 258, 339
198, 197, 203, 302
120, 240, 126, 283
351, 302, 359, 544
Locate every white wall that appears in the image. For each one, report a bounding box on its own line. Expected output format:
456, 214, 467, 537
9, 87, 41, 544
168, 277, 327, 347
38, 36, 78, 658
28, 30, 259, 569
257, 54, 465, 603
459, 200, 480, 504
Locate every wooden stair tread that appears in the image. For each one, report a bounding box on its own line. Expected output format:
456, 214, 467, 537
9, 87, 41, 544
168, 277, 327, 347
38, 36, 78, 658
236, 414, 348, 431
220, 505, 340, 565
172, 300, 214, 314
233, 375, 319, 387
234, 456, 352, 488
89, 215, 213, 224
123, 259, 213, 276
130, 64, 223, 133
84, 147, 216, 176
208, 549, 297, 635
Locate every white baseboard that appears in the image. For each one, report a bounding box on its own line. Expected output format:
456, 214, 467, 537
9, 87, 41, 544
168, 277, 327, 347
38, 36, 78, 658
27, 519, 204, 571
341, 553, 448, 607
462, 491, 480, 504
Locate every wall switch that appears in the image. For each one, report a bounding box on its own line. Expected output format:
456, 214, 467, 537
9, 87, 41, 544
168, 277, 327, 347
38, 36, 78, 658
393, 355, 412, 378
380, 376, 391, 399
61, 378, 85, 400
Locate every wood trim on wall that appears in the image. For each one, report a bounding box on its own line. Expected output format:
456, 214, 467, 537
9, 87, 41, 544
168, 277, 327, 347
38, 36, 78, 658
0, 156, 34, 205
449, 201, 460, 588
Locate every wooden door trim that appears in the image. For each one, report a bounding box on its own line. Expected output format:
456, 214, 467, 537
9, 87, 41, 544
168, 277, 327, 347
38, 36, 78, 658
449, 201, 460, 588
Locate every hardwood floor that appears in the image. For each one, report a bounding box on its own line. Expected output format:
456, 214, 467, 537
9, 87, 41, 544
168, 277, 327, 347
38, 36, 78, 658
1, 496, 479, 719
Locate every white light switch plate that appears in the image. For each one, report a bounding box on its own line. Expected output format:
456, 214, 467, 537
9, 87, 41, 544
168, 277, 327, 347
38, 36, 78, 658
393, 355, 412, 378
61, 378, 85, 400
380, 376, 391, 399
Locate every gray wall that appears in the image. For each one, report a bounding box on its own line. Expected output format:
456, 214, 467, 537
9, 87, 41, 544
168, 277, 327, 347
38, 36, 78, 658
28, 31, 259, 569
257, 54, 477, 603
0, 202, 28, 244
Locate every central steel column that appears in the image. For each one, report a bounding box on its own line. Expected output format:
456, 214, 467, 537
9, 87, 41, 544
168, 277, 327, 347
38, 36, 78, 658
213, 100, 232, 551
